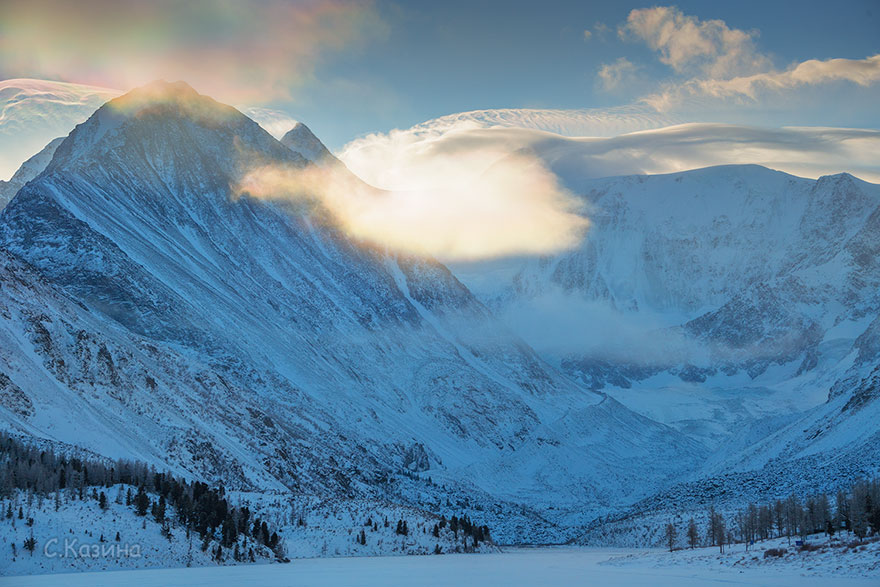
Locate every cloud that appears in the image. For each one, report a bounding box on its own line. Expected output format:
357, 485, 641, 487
644, 54, 880, 109
620, 6, 769, 78
235, 149, 589, 262
351, 105, 678, 146
597, 58, 639, 91
612, 6, 879, 112
534, 123, 880, 186
582, 30, 592, 42
325, 112, 879, 261
0, 0, 386, 103
498, 287, 707, 365
0, 79, 119, 180
336, 114, 880, 199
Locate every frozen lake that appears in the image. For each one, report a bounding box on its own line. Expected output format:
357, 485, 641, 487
3, 546, 877, 587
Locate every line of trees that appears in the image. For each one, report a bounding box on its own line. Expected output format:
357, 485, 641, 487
663, 476, 880, 552
0, 431, 286, 562
354, 512, 492, 553
435, 514, 491, 549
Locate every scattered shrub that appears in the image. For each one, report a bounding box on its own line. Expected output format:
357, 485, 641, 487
763, 548, 786, 558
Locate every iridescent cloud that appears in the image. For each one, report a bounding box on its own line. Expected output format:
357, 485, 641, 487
0, 0, 386, 103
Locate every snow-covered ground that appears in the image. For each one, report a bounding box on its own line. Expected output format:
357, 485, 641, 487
0, 487, 268, 576
4, 545, 878, 586
606, 533, 880, 580
0, 487, 493, 577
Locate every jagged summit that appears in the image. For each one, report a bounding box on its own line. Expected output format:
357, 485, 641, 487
280, 121, 334, 164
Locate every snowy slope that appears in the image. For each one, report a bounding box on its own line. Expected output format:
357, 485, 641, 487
0, 81, 705, 542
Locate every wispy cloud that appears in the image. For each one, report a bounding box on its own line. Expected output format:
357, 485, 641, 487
619, 6, 769, 78
644, 54, 880, 110
0, 0, 386, 103
597, 58, 639, 91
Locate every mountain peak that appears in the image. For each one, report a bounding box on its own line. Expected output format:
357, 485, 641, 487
111, 79, 199, 106
281, 122, 334, 164
102, 80, 241, 124
41, 81, 300, 177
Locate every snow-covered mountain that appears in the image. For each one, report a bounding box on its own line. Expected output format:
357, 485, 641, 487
476, 164, 879, 381
1, 80, 877, 550
0, 78, 298, 182
280, 122, 335, 165
453, 162, 880, 539
0, 81, 707, 542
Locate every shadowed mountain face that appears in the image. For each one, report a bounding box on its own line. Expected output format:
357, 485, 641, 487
0, 81, 709, 542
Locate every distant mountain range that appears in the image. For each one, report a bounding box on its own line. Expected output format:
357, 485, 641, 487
0, 81, 877, 545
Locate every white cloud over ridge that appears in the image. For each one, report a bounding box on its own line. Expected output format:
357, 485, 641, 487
236, 152, 589, 262
338, 115, 880, 203
332, 113, 880, 259
240, 107, 299, 139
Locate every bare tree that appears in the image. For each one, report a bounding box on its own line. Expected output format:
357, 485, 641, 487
687, 518, 699, 549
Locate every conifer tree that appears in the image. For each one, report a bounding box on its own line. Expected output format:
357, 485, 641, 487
665, 521, 677, 551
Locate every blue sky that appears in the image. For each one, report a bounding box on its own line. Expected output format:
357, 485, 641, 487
285, 0, 880, 149
2, 0, 877, 151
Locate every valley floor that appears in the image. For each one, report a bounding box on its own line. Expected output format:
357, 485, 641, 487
4, 544, 878, 586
